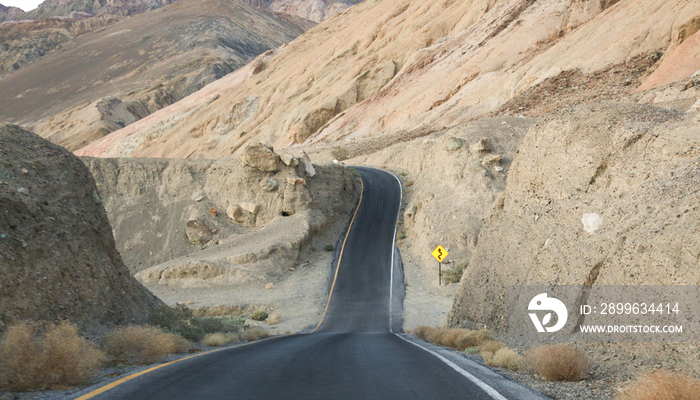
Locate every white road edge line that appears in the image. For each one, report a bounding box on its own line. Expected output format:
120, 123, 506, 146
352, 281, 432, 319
394, 334, 509, 400
386, 170, 508, 400
388, 171, 402, 334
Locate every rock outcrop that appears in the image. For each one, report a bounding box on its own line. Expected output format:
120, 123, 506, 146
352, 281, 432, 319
447, 103, 700, 331
0, 124, 162, 334
0, 4, 24, 21
81, 146, 358, 284
242, 0, 363, 22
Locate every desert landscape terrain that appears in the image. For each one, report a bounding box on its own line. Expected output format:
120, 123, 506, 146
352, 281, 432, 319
1, 0, 700, 398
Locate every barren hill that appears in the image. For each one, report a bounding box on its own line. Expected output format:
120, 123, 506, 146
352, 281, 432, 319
76, 0, 700, 160
0, 124, 163, 334
242, 0, 363, 22
0, 4, 23, 21
0, 14, 122, 77
25, 0, 176, 19
0, 0, 314, 151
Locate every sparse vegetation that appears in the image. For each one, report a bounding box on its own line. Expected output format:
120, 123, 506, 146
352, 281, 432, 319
413, 325, 493, 351
617, 370, 700, 400
149, 304, 246, 342
525, 344, 589, 381
325, 244, 334, 252
241, 327, 270, 342
482, 347, 522, 371
266, 312, 282, 325
251, 311, 269, 321
201, 333, 239, 347
101, 325, 189, 365
443, 263, 464, 284
191, 305, 243, 318
398, 232, 406, 240
0, 322, 105, 391
412, 326, 519, 370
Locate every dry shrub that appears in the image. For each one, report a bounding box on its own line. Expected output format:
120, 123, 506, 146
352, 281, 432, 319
191, 305, 243, 318
485, 347, 522, 371
479, 340, 506, 354
455, 329, 492, 350
241, 327, 270, 342
201, 333, 239, 347
0, 322, 105, 391
526, 344, 588, 381
413, 326, 494, 351
413, 325, 431, 340
617, 370, 700, 400
266, 312, 282, 325
101, 326, 190, 365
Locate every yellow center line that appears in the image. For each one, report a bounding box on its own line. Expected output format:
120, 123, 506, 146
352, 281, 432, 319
310, 175, 364, 333
75, 336, 276, 399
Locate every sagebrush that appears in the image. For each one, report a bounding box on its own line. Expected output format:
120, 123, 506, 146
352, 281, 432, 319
100, 325, 189, 365
202, 333, 239, 347
525, 344, 588, 381
0, 322, 105, 391
241, 327, 270, 342
617, 370, 700, 400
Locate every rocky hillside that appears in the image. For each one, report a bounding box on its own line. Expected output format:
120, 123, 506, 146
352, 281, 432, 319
242, 0, 363, 22
24, 0, 176, 19
0, 14, 122, 77
76, 0, 700, 160
0, 4, 23, 21
82, 145, 358, 283
0, 124, 163, 334
0, 0, 314, 151
447, 102, 700, 330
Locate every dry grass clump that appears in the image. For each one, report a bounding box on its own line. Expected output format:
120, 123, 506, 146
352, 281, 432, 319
481, 347, 522, 371
101, 325, 190, 365
266, 312, 282, 325
412, 326, 493, 351
201, 333, 239, 347
0, 322, 105, 391
191, 305, 243, 318
525, 344, 589, 381
617, 370, 700, 400
241, 327, 270, 342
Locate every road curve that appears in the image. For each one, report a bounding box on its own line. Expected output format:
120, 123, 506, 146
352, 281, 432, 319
73, 167, 542, 400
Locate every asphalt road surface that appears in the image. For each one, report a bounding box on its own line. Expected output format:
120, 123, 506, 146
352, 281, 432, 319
75, 167, 543, 400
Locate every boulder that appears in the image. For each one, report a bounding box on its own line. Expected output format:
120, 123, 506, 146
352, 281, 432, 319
445, 137, 464, 151
186, 219, 212, 246
260, 178, 279, 191
240, 202, 261, 215
242, 143, 283, 172
300, 151, 316, 177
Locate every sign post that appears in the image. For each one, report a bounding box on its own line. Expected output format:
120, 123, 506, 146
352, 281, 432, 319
431, 245, 449, 286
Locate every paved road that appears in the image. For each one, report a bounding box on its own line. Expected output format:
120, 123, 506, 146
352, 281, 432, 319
75, 167, 542, 400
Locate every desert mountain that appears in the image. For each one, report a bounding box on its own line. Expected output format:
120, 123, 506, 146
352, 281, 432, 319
76, 0, 700, 160
24, 0, 176, 19
0, 124, 163, 334
242, 0, 363, 22
0, 0, 314, 151
0, 4, 23, 21
0, 14, 122, 77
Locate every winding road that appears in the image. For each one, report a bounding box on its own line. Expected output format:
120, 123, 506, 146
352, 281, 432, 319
73, 168, 545, 400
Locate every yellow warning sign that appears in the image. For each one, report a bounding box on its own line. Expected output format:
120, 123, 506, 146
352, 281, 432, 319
431, 245, 448, 263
